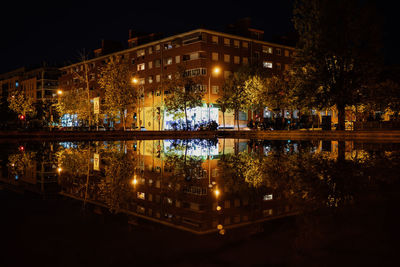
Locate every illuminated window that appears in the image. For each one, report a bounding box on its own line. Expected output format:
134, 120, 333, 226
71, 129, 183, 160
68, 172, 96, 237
263, 194, 273, 201
148, 61, 153, 69
224, 71, 232, 79
139, 78, 145, 85
148, 76, 153, 84
284, 64, 290, 71
276, 63, 282, 70
148, 47, 153, 54
234, 56, 240, 64
243, 57, 248, 64
164, 42, 173, 50
137, 49, 145, 57
155, 59, 161, 68
155, 44, 160, 51
242, 41, 248, 48
167, 74, 172, 80
224, 38, 230, 46
284, 50, 290, 57
263, 209, 273, 216
137, 192, 145, 200
211, 35, 219, 44
233, 40, 240, 48
165, 57, 173, 65
137, 63, 145, 71
212, 52, 219, 61
212, 85, 219, 94
263, 61, 273, 68
224, 54, 230, 63
263, 46, 273, 54
175, 55, 180, 64
156, 75, 160, 82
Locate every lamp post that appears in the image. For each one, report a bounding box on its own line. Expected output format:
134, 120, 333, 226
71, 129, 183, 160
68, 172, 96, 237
208, 67, 220, 124
132, 78, 144, 130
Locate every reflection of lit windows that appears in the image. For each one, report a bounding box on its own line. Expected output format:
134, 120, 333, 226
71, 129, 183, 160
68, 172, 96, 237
263, 209, 273, 216
263, 194, 273, 201
137, 63, 145, 71
137, 206, 145, 214
263, 61, 273, 69
167, 198, 173, 205
137, 192, 145, 200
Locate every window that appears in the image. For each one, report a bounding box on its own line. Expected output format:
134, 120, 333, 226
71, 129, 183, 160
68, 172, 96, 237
276, 62, 282, 70
156, 75, 160, 82
139, 78, 145, 85
137, 192, 145, 200
233, 40, 240, 48
242, 41, 248, 48
183, 53, 199, 61
137, 63, 145, 71
148, 76, 153, 84
263, 61, 273, 68
155, 44, 160, 51
263, 194, 273, 201
155, 59, 161, 68
148, 47, 153, 54
284, 64, 290, 71
164, 42, 173, 50
284, 50, 290, 57
183, 68, 207, 77
254, 51, 260, 59
212, 85, 219, 94
137, 49, 145, 57
243, 57, 248, 64
148, 61, 153, 69
165, 57, 173, 65
224, 54, 230, 63
263, 46, 273, 54
167, 74, 172, 80
211, 52, 218, 61
224, 71, 232, 79
211, 35, 219, 44
234, 56, 240, 64
131, 58, 135, 65
276, 48, 281, 56
224, 38, 230, 46
175, 55, 180, 64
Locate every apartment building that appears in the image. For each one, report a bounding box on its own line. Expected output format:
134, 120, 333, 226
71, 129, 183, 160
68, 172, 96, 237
58, 27, 295, 129
0, 66, 61, 103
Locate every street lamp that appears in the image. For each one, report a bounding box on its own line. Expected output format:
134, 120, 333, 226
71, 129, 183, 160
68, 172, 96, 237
208, 67, 221, 124
132, 78, 144, 130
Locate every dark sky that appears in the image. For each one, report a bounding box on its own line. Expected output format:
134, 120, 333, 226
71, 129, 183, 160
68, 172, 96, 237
0, 0, 396, 73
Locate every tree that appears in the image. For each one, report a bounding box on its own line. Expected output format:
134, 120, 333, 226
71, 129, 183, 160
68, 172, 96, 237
98, 56, 137, 130
222, 66, 252, 130
292, 0, 383, 130
164, 65, 205, 130
7, 87, 36, 123
56, 89, 92, 126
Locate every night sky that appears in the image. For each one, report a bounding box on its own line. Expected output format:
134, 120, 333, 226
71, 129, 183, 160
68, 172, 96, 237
0, 0, 397, 73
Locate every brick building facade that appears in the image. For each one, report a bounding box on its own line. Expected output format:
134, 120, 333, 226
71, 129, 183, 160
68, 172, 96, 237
58, 28, 295, 129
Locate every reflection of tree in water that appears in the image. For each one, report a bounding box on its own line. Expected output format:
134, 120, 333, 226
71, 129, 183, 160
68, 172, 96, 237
7, 151, 36, 179
101, 144, 135, 212
57, 142, 135, 213
164, 139, 218, 183
220, 140, 400, 212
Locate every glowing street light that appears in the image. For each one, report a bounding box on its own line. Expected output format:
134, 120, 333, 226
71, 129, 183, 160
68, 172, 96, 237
214, 188, 220, 197
57, 90, 63, 95
208, 67, 221, 124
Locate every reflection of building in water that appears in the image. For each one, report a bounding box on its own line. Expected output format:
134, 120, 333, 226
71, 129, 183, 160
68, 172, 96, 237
58, 139, 296, 234
0, 144, 59, 195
